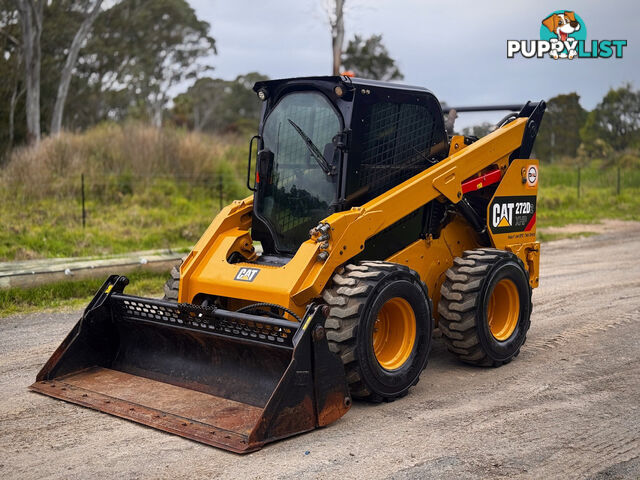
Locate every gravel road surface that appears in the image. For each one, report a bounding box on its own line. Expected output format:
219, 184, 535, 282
1, 225, 639, 479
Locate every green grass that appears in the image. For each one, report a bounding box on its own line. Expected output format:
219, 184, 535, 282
539, 163, 640, 189
0, 178, 247, 260
0, 270, 168, 317
537, 165, 640, 228
1, 162, 639, 261
537, 231, 598, 242
537, 186, 640, 227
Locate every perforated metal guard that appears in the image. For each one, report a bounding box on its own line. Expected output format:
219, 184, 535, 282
110, 294, 297, 349
360, 102, 440, 200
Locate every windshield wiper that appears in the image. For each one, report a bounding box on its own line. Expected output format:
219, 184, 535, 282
287, 118, 333, 175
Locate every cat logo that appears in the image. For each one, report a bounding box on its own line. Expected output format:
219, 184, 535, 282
489, 196, 537, 234
493, 203, 514, 228
234, 267, 260, 282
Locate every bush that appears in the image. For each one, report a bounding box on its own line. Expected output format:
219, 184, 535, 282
0, 122, 248, 200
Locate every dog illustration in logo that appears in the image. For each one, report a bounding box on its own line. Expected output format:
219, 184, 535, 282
542, 11, 581, 59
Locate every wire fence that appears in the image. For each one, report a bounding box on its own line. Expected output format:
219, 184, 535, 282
71, 172, 245, 228
0, 170, 250, 229
540, 165, 640, 199
2, 165, 639, 230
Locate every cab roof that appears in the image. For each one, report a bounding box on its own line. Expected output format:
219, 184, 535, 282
253, 75, 436, 97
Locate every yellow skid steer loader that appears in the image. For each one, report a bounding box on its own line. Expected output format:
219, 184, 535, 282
31, 76, 545, 453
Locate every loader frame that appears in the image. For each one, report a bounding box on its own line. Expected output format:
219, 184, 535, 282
179, 109, 542, 316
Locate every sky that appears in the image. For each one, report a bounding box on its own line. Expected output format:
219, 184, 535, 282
189, 0, 640, 129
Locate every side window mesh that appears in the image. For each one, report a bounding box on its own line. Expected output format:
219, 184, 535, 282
359, 102, 441, 200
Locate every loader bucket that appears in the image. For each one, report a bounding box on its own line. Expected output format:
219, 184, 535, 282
29, 276, 351, 453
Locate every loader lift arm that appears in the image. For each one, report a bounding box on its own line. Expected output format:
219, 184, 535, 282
292, 114, 535, 303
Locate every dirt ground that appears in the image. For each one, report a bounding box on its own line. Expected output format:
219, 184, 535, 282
540, 219, 640, 236
1, 224, 639, 480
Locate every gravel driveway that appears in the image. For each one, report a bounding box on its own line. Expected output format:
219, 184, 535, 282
1, 225, 639, 479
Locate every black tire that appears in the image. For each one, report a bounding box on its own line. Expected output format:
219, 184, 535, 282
323, 261, 433, 402
162, 261, 182, 301
438, 248, 532, 367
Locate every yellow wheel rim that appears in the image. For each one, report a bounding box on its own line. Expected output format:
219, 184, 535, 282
487, 278, 520, 341
372, 297, 416, 370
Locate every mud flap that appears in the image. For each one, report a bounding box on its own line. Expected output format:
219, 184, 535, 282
30, 275, 351, 453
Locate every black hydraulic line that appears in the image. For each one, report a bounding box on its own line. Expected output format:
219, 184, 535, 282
236, 302, 302, 322
456, 197, 490, 245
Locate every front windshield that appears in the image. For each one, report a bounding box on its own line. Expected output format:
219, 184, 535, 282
257, 91, 341, 252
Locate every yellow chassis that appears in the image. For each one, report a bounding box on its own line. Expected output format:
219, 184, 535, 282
179, 117, 540, 320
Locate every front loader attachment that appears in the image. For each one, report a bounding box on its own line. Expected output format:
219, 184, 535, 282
30, 276, 351, 453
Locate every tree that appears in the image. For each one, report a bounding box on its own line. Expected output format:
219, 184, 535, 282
0, 0, 216, 152
171, 72, 268, 133
222, 72, 269, 131
91, 0, 216, 127
342, 34, 403, 81
579, 84, 640, 168
4, 0, 107, 146
15, 0, 43, 144
536, 93, 587, 163
580, 84, 640, 152
462, 122, 494, 138
0, 2, 24, 153
50, 0, 103, 135
173, 77, 229, 131
39, 0, 104, 133
323, 0, 345, 75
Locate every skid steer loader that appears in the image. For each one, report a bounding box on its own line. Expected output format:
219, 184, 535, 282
31, 76, 545, 453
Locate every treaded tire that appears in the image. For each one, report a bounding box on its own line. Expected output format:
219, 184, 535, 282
438, 248, 532, 367
162, 261, 182, 301
323, 261, 433, 402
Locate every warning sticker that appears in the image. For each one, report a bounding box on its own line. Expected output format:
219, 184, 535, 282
526, 165, 538, 188
489, 196, 536, 234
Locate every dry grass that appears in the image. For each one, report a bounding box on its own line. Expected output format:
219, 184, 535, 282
0, 122, 247, 199
0, 123, 250, 260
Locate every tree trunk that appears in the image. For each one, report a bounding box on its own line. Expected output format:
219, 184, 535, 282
8, 85, 17, 151
2, 28, 22, 153
152, 106, 163, 128
50, 0, 103, 135
17, 0, 43, 144
331, 0, 345, 75
193, 106, 201, 130
149, 93, 164, 128
8, 83, 25, 152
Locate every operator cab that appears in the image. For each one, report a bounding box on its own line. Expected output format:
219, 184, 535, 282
249, 76, 448, 256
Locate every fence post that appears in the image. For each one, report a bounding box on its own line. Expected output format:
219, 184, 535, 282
218, 173, 223, 210
617, 167, 621, 195
577, 167, 581, 200
81, 173, 86, 229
